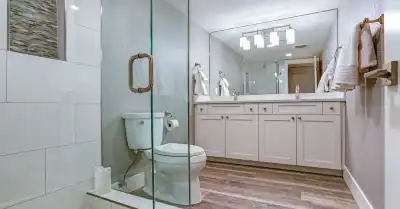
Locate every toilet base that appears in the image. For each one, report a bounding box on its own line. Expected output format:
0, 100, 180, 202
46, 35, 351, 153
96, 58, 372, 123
142, 165, 203, 205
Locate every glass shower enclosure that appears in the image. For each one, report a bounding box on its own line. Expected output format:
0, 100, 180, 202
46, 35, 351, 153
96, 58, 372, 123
101, 0, 192, 208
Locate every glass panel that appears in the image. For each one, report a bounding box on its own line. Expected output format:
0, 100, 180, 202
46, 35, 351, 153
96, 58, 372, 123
101, 0, 190, 208
152, 0, 191, 207
100, 0, 156, 207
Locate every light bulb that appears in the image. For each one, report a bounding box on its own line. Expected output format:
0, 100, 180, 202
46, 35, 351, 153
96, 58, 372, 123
270, 31, 279, 46
240, 36, 247, 48
243, 39, 251, 51
286, 28, 295, 44
254, 34, 264, 48
286, 52, 292, 57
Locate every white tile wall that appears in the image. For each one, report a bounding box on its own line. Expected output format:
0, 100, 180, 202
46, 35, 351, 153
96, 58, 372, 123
0, 151, 45, 208
0, 0, 102, 208
75, 104, 101, 143
0, 0, 6, 50
74, 0, 102, 31
7, 52, 100, 103
46, 141, 101, 193
0, 50, 5, 102
0, 103, 74, 155
7, 181, 93, 209
66, 0, 102, 67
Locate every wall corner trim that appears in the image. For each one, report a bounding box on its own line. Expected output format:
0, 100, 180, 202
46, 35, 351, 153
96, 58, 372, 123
343, 166, 374, 209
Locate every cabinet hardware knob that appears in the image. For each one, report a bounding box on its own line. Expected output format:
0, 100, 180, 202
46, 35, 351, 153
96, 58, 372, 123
263, 108, 267, 111
330, 107, 334, 110
298, 117, 302, 120
291, 117, 295, 121
250, 108, 253, 112
200, 108, 203, 111
221, 116, 224, 119
226, 116, 229, 119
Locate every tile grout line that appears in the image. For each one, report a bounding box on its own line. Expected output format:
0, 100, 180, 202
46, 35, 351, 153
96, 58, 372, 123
0, 140, 99, 157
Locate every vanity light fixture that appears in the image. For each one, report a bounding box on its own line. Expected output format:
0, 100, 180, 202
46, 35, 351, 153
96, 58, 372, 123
286, 28, 295, 44
243, 39, 251, 51
270, 31, 279, 46
286, 52, 292, 57
254, 33, 264, 48
240, 36, 247, 48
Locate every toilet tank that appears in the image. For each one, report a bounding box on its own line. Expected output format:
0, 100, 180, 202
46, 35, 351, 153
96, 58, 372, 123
122, 112, 164, 150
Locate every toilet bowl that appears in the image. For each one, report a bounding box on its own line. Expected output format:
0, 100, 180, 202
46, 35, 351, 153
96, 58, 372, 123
142, 143, 206, 205
122, 112, 207, 206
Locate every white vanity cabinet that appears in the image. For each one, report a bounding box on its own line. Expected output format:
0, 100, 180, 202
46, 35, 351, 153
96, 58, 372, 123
296, 115, 341, 169
259, 115, 297, 165
195, 101, 344, 170
195, 115, 226, 157
225, 115, 258, 161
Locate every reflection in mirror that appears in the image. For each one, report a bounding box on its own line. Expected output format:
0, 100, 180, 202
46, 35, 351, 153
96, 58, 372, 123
209, 9, 338, 96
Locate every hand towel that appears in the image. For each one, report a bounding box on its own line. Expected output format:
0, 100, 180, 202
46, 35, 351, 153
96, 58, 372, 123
193, 66, 208, 96
219, 78, 230, 96
332, 23, 377, 91
316, 56, 337, 93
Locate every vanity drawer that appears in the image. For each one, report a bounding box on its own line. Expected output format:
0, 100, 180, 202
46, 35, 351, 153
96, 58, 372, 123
258, 103, 273, 114
245, 104, 258, 114
323, 102, 341, 115
273, 102, 323, 115
207, 104, 246, 115
197, 105, 208, 114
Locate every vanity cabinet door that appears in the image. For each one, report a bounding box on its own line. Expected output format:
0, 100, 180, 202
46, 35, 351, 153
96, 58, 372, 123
225, 115, 258, 161
296, 115, 341, 170
196, 115, 226, 157
258, 115, 297, 165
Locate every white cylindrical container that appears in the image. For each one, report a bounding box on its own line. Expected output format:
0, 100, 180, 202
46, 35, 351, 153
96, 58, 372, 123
122, 112, 164, 150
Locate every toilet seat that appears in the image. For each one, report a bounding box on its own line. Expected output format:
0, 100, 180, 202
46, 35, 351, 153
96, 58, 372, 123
144, 143, 206, 164
155, 143, 204, 157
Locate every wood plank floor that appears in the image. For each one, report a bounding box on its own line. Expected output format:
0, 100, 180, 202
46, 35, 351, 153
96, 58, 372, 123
191, 162, 358, 209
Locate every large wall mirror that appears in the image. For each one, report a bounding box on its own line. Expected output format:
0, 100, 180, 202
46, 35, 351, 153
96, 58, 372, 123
209, 9, 338, 96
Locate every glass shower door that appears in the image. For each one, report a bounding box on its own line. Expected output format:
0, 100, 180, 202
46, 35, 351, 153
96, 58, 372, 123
101, 0, 191, 208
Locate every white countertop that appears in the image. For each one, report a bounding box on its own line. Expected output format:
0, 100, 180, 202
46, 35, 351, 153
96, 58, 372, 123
195, 92, 346, 104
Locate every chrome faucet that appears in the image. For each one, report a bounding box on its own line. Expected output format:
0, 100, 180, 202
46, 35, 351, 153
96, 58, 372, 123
233, 91, 240, 101
295, 85, 300, 99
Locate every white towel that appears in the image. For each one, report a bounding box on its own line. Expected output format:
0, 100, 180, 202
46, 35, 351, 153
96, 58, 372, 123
193, 66, 208, 96
317, 55, 337, 93
219, 78, 230, 96
332, 23, 377, 91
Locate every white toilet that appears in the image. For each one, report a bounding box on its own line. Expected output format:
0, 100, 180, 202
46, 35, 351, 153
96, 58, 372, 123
122, 112, 207, 206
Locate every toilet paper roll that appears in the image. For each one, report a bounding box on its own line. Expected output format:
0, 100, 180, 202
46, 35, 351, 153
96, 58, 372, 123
166, 119, 179, 131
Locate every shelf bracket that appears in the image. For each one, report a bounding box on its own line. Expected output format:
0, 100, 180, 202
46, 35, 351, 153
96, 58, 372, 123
364, 61, 398, 86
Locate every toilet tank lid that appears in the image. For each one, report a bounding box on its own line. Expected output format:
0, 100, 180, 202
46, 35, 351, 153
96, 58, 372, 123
122, 112, 164, 119
155, 143, 205, 157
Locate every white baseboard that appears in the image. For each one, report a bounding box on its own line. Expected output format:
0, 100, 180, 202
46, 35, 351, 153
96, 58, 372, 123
343, 166, 374, 209
111, 172, 145, 193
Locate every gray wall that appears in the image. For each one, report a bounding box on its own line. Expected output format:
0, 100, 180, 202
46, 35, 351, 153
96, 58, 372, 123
101, 0, 189, 180
210, 35, 243, 96
338, 0, 384, 208
242, 61, 277, 94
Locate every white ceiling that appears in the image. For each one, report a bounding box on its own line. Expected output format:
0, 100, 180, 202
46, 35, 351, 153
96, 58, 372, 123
211, 10, 337, 62
165, 0, 341, 32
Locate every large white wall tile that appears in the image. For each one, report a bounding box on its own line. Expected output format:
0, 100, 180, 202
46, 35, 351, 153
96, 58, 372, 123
74, 0, 102, 31
7, 52, 100, 103
0, 50, 5, 102
0, 151, 45, 208
8, 180, 93, 209
75, 104, 101, 143
46, 141, 101, 193
0, 103, 74, 155
66, 25, 102, 67
0, 0, 6, 50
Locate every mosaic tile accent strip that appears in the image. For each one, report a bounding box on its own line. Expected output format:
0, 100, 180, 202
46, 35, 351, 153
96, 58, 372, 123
9, 0, 59, 59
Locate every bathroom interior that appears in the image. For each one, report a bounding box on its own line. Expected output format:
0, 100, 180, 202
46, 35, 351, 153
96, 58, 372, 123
0, 0, 398, 209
